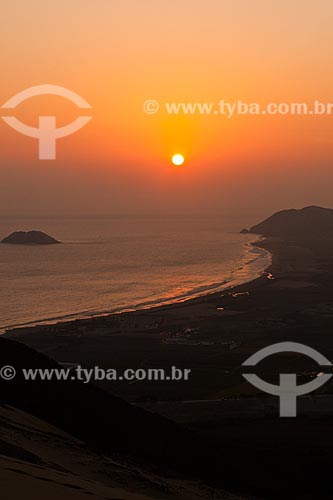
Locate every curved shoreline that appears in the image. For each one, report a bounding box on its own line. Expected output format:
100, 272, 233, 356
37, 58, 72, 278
2, 236, 272, 334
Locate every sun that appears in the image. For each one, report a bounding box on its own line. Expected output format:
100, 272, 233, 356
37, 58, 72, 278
171, 154, 185, 166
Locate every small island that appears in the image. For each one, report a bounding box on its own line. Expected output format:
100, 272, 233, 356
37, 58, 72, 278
1, 231, 60, 245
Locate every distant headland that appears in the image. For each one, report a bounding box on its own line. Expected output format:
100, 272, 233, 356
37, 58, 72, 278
1, 231, 60, 245
241, 205, 333, 241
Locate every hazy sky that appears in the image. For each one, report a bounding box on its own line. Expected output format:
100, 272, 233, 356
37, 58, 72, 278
0, 0, 333, 220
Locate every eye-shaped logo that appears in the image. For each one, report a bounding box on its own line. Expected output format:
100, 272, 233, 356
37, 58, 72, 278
1, 85, 92, 160
242, 342, 332, 417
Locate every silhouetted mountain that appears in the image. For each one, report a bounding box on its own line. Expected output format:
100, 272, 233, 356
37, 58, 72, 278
247, 206, 333, 241
0, 338, 214, 477
2, 231, 60, 245
2, 330, 333, 498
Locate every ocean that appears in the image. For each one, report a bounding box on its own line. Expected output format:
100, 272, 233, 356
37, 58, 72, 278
0, 217, 270, 332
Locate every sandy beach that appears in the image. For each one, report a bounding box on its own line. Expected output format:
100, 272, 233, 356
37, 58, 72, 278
3, 229, 333, 499
6, 234, 332, 404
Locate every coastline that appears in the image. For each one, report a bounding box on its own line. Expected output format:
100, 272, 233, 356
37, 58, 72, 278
5, 232, 331, 403
3, 231, 333, 500
1, 234, 271, 334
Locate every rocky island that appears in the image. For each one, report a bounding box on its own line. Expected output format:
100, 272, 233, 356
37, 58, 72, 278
1, 231, 60, 245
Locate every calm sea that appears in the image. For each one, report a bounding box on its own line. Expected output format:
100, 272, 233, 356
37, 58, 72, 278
0, 217, 270, 331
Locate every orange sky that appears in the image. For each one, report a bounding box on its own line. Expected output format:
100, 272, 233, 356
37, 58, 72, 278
0, 0, 333, 219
